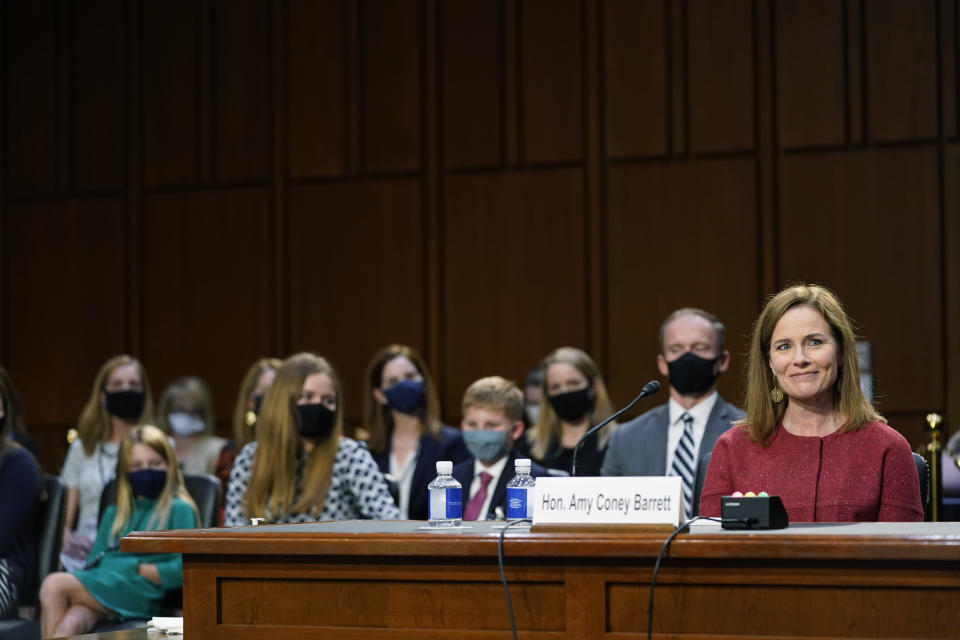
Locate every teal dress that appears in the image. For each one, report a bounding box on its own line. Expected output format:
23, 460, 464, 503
73, 496, 197, 619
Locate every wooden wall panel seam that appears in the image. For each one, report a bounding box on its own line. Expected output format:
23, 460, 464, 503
585, 0, 606, 370
955, 0, 960, 139
756, 0, 776, 299
346, 0, 360, 176
357, 0, 366, 175
937, 0, 950, 414
947, 148, 960, 434
58, 0, 70, 194
859, 0, 869, 143
424, 0, 441, 377
127, 0, 142, 357
271, 0, 286, 356
512, 0, 524, 167
842, 0, 851, 145
199, 0, 212, 184
680, 0, 690, 157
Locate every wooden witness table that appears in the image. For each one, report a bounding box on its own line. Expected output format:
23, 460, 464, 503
120, 520, 960, 639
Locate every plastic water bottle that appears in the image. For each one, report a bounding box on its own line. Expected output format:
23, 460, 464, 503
428, 460, 462, 527
506, 458, 536, 520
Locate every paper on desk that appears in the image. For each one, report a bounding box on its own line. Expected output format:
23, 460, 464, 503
148, 617, 183, 635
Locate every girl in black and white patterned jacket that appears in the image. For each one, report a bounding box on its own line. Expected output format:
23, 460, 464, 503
224, 352, 400, 526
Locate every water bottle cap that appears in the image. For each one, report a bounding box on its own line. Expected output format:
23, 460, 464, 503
436, 460, 452, 474
515, 458, 531, 471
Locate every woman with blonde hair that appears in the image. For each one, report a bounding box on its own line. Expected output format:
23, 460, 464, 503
224, 353, 399, 526
521, 347, 616, 475
40, 425, 199, 636
156, 376, 225, 476
362, 344, 467, 519
230, 357, 282, 448
60, 355, 154, 571
699, 284, 922, 521
212, 358, 281, 524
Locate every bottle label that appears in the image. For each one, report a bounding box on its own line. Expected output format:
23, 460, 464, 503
506, 487, 528, 519
431, 487, 462, 520
444, 487, 462, 518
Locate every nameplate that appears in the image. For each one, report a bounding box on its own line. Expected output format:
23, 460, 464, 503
532, 476, 683, 526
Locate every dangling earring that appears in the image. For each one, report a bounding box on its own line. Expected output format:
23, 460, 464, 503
770, 386, 784, 403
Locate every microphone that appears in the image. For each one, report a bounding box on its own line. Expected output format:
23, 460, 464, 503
571, 379, 661, 477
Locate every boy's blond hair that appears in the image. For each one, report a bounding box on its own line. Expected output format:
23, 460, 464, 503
462, 376, 524, 422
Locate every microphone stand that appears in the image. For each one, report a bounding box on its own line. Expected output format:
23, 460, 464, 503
571, 380, 661, 477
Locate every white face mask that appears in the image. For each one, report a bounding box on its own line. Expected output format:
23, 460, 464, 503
525, 404, 539, 425
167, 411, 206, 437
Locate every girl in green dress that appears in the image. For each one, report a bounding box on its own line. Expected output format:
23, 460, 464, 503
40, 425, 199, 637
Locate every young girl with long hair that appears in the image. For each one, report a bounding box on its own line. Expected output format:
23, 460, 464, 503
224, 352, 399, 526
40, 425, 199, 636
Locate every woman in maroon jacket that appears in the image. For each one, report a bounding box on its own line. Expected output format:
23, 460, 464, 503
700, 284, 922, 522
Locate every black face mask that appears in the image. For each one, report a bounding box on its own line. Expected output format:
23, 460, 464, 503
128, 469, 167, 500
295, 403, 336, 440
548, 387, 594, 423
104, 390, 146, 422
667, 352, 721, 395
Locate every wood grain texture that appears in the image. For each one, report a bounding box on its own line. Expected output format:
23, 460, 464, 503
604, 159, 759, 411
687, 0, 755, 153
442, 170, 587, 412
776, 0, 846, 148
143, 189, 273, 418
220, 576, 564, 629
440, 0, 502, 169
288, 179, 424, 422
362, 0, 421, 173
287, 0, 345, 178
604, 0, 669, 159
141, 0, 200, 187
121, 522, 960, 561
521, 0, 583, 164
0, 1, 957, 474
214, 0, 271, 183
4, 1, 59, 195
865, 0, 938, 142
122, 522, 960, 639
72, 0, 125, 191
778, 148, 942, 423
6, 199, 127, 422
6, 198, 127, 469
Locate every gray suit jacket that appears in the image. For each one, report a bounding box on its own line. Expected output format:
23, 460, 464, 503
600, 395, 745, 476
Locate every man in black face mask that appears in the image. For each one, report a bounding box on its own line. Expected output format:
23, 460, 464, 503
600, 308, 744, 517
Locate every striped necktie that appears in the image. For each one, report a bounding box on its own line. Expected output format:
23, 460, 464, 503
670, 413, 696, 518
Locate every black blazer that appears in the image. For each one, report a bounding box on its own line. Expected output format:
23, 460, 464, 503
372, 425, 469, 520
453, 450, 550, 520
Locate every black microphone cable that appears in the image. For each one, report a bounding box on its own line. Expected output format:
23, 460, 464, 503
646, 516, 721, 640
498, 518, 533, 640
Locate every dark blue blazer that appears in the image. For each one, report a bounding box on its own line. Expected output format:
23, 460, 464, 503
372, 425, 469, 520
453, 450, 550, 520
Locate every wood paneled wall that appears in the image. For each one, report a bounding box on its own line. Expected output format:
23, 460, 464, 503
2, 0, 958, 472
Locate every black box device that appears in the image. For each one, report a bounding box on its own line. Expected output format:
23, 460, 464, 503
721, 495, 789, 530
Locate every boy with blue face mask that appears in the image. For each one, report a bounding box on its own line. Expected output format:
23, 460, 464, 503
453, 377, 549, 521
